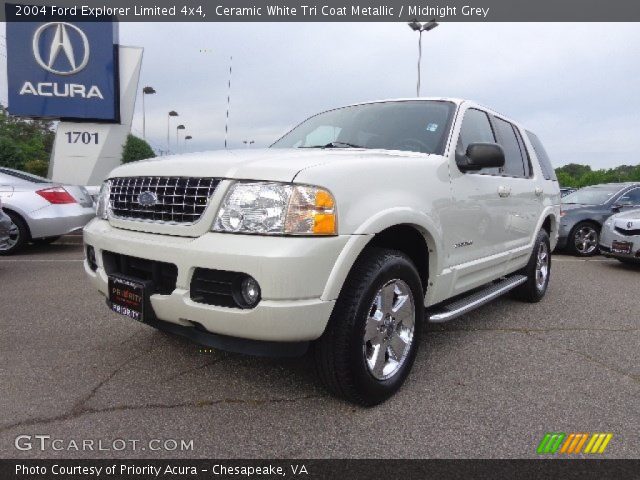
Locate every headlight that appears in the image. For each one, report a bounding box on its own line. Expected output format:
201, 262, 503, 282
95, 180, 111, 220
213, 182, 337, 235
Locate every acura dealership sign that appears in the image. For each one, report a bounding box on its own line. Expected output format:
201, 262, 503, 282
6, 17, 119, 121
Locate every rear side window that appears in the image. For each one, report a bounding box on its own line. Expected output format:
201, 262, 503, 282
457, 109, 498, 174
493, 118, 526, 177
526, 131, 557, 181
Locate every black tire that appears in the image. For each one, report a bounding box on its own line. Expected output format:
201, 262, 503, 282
313, 247, 424, 406
0, 211, 29, 256
32, 236, 61, 245
567, 221, 600, 257
511, 229, 551, 303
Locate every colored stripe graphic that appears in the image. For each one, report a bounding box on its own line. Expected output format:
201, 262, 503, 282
539, 433, 613, 454
537, 433, 565, 454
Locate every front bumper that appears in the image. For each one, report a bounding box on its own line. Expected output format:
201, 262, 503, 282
599, 225, 640, 261
83, 219, 352, 344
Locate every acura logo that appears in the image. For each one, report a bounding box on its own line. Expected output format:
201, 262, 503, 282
32, 22, 90, 75
138, 191, 158, 207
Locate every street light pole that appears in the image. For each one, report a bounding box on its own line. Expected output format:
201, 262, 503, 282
185, 135, 193, 152
407, 20, 439, 97
167, 110, 178, 153
142, 86, 156, 140
176, 124, 185, 153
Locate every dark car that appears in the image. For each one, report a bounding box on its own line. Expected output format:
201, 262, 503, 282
558, 183, 640, 256
560, 187, 576, 197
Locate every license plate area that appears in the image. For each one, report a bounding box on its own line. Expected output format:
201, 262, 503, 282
108, 275, 153, 322
611, 240, 633, 254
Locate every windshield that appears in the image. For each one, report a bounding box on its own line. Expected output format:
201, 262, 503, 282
271, 100, 456, 155
562, 185, 622, 205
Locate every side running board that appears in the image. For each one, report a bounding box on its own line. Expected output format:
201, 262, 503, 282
427, 275, 527, 323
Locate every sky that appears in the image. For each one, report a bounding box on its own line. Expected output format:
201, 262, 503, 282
1, 22, 639, 169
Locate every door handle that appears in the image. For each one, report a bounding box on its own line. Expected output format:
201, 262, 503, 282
498, 185, 511, 198
535, 187, 543, 196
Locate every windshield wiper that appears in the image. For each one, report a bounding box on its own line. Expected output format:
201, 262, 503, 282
324, 141, 366, 149
298, 141, 366, 149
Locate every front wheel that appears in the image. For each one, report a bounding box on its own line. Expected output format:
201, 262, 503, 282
511, 229, 551, 303
314, 247, 424, 406
568, 221, 600, 257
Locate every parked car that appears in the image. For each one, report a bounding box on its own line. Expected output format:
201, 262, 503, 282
558, 183, 640, 256
0, 199, 12, 250
84, 98, 560, 405
600, 208, 640, 265
560, 187, 576, 197
0, 167, 95, 255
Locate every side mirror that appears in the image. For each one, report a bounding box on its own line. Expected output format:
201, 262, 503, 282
456, 143, 505, 172
612, 204, 622, 212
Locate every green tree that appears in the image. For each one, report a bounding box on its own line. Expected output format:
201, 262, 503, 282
121, 134, 156, 163
0, 105, 55, 174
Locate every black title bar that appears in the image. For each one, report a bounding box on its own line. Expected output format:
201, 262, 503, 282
3, 0, 640, 22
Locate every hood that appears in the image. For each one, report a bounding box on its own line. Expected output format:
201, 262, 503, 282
611, 208, 640, 222
107, 148, 426, 183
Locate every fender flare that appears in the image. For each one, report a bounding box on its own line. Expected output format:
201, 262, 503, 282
321, 208, 442, 301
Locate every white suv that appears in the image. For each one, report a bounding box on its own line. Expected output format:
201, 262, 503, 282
85, 98, 560, 405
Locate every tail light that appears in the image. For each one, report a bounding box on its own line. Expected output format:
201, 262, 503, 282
36, 186, 77, 204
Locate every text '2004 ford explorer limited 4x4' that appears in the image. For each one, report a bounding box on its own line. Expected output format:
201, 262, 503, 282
84, 98, 560, 405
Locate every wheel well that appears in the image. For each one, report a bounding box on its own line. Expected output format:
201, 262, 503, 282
542, 216, 551, 235
573, 219, 601, 231
367, 225, 429, 292
3, 208, 31, 239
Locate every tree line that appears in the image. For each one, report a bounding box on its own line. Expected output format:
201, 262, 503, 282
1, 109, 638, 186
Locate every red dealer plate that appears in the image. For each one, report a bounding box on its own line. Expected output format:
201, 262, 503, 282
108, 275, 146, 322
611, 240, 633, 255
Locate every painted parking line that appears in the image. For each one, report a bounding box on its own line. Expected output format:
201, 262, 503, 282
553, 258, 613, 262
0, 259, 84, 262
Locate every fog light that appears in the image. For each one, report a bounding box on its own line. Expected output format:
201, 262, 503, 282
240, 276, 261, 307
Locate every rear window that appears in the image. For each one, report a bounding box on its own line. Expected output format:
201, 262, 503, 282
526, 132, 557, 181
0, 168, 51, 184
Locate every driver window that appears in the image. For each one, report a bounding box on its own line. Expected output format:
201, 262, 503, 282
618, 188, 640, 206
457, 109, 499, 175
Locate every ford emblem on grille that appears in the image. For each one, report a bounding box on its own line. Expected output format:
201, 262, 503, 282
138, 191, 158, 207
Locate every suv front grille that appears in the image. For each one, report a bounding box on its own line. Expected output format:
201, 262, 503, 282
109, 176, 220, 224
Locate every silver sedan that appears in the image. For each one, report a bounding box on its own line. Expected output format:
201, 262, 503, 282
0, 168, 95, 255
600, 208, 640, 265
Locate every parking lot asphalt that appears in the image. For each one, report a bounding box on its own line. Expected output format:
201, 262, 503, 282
0, 242, 638, 459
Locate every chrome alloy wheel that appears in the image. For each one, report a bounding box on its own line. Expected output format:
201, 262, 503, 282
0, 221, 19, 251
535, 241, 549, 290
574, 225, 598, 255
363, 279, 416, 381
